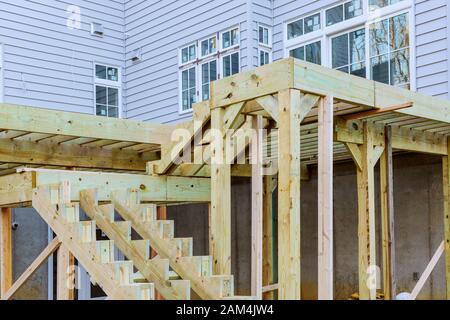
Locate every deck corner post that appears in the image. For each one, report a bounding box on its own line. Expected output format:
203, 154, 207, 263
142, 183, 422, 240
443, 137, 450, 299
210, 106, 232, 275
317, 95, 334, 300
277, 89, 302, 300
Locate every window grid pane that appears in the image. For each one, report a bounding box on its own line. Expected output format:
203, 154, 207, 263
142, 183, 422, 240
287, 20, 303, 39
345, 0, 363, 19
304, 13, 320, 34
326, 5, 344, 27
369, 13, 409, 87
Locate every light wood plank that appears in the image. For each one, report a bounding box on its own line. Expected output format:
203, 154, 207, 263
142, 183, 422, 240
0, 208, 12, 297
210, 107, 231, 275
251, 115, 263, 300
380, 126, 396, 300
317, 96, 334, 300
56, 245, 75, 300
277, 89, 303, 300
1, 237, 61, 300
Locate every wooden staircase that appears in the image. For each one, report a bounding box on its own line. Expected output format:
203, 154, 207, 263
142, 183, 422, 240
31, 183, 252, 300
31, 185, 154, 300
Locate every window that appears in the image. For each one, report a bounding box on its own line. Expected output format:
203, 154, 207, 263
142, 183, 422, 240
284, 1, 412, 90
289, 41, 321, 65
304, 13, 321, 33
201, 60, 217, 101
369, 13, 410, 88
369, 0, 405, 10
181, 44, 196, 64
259, 50, 270, 66
331, 28, 366, 77
95, 64, 119, 82
222, 52, 240, 77
326, 0, 363, 26
94, 64, 120, 118
178, 27, 240, 113
181, 67, 196, 112
287, 12, 321, 39
222, 28, 239, 49
201, 36, 217, 57
259, 26, 270, 46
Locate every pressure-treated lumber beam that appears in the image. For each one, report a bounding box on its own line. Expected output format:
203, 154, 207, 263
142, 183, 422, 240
277, 89, 310, 300
342, 103, 413, 121
0, 208, 12, 296
56, 245, 75, 300
353, 122, 384, 300
410, 241, 444, 300
263, 175, 276, 300
1, 237, 61, 300
251, 115, 264, 300
443, 140, 450, 299
211, 59, 294, 108
153, 101, 210, 174
210, 106, 231, 275
335, 118, 447, 155
0, 103, 171, 145
0, 138, 158, 171
0, 169, 211, 206
380, 126, 396, 300
317, 96, 333, 300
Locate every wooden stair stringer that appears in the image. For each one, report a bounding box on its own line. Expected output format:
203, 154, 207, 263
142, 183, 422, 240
31, 186, 154, 300
79, 189, 190, 300
112, 193, 235, 300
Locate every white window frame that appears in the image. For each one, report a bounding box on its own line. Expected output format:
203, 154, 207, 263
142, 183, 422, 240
199, 35, 218, 59
258, 48, 272, 66
178, 65, 198, 115
286, 37, 324, 65
179, 42, 198, 67
220, 27, 240, 51
284, 0, 415, 90
325, 0, 364, 28
258, 24, 272, 48
329, 26, 367, 77
178, 27, 241, 114
200, 58, 219, 102
221, 51, 241, 78
94, 63, 122, 118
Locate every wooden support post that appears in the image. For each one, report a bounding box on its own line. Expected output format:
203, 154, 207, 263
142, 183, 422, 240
210, 106, 231, 275
318, 96, 334, 300
251, 115, 264, 300
380, 126, 396, 300
277, 89, 302, 300
0, 208, 12, 297
356, 122, 382, 300
443, 138, 450, 299
56, 244, 75, 300
263, 175, 276, 300
152, 205, 167, 300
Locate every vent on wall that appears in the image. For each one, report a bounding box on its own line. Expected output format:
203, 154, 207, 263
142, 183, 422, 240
131, 48, 142, 63
91, 22, 104, 37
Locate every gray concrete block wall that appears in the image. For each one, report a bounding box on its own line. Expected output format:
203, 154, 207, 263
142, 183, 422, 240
9, 153, 447, 299
11, 208, 49, 300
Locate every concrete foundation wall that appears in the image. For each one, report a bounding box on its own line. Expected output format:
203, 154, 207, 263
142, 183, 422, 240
10, 154, 446, 300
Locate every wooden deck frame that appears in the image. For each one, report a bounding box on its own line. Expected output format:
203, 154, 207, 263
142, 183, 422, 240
2, 58, 450, 299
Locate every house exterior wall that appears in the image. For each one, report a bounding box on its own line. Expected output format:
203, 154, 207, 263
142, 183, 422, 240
0, 0, 125, 113
123, 0, 248, 124
271, 0, 449, 99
